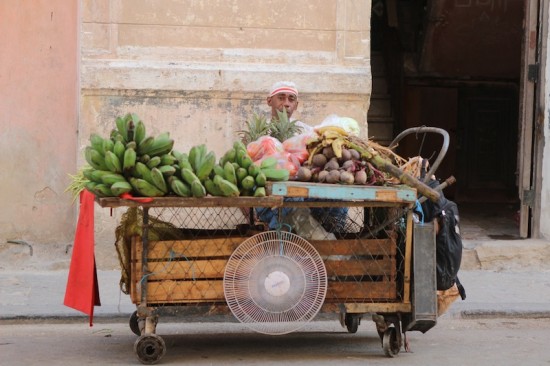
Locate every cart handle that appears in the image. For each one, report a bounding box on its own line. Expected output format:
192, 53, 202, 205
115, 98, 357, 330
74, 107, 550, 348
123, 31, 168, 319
388, 127, 450, 184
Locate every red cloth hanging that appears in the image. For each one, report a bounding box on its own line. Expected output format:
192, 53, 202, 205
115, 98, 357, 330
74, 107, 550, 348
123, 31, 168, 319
64, 189, 101, 326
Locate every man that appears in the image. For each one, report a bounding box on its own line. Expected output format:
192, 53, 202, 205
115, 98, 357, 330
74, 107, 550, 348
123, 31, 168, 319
267, 81, 298, 118
266, 81, 313, 133
256, 81, 347, 234
267, 80, 299, 119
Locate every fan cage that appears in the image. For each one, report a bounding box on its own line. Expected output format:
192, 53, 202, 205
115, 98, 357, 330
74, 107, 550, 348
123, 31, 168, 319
223, 231, 327, 335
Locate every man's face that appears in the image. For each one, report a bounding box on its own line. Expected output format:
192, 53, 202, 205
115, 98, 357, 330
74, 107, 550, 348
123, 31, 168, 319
267, 92, 298, 119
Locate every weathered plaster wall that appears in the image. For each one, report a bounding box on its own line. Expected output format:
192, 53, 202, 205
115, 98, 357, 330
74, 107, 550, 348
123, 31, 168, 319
80, 0, 373, 268
0, 1, 78, 268
80, 0, 372, 129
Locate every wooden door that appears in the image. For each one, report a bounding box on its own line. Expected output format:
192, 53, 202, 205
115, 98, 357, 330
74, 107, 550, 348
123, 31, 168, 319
517, 0, 542, 237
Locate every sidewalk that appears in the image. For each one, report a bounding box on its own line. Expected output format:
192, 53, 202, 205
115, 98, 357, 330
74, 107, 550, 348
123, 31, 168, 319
1, 247, 550, 322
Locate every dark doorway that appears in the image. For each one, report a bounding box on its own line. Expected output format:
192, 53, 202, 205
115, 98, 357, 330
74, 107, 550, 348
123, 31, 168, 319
369, 0, 524, 239
457, 85, 519, 203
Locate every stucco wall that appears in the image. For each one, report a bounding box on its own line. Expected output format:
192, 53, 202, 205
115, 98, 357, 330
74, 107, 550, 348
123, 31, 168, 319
80, 0, 372, 130
80, 0, 373, 268
0, 1, 78, 268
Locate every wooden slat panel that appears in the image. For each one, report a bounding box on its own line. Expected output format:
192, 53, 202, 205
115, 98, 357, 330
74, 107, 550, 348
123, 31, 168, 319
139, 279, 397, 304
136, 237, 397, 262
145, 280, 225, 303
311, 238, 396, 256
145, 237, 399, 258
131, 238, 400, 304
141, 259, 226, 281
321, 302, 410, 314
326, 281, 397, 301
135, 237, 247, 259
324, 258, 394, 277
139, 257, 395, 281
343, 302, 411, 313
97, 195, 284, 208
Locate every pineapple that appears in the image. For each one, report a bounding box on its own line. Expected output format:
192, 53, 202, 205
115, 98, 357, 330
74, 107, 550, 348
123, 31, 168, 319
239, 113, 271, 145
269, 109, 303, 142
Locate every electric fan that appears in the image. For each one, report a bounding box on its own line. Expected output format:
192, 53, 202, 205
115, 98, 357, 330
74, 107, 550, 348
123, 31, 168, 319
223, 230, 328, 335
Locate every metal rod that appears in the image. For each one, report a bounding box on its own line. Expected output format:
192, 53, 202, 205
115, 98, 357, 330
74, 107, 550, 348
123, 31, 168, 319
403, 211, 413, 304
141, 207, 149, 306
388, 126, 450, 183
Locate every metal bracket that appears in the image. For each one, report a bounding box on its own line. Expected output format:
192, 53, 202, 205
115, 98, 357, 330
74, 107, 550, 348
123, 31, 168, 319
523, 189, 534, 206
528, 64, 539, 82
7, 240, 33, 256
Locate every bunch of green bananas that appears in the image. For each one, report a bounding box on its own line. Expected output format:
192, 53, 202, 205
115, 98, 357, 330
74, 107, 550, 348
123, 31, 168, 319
83, 113, 176, 197
167, 141, 286, 199
197, 141, 290, 198
167, 144, 214, 198
81, 113, 290, 199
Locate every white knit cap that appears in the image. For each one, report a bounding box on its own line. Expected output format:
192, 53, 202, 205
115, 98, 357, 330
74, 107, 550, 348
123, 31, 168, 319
269, 81, 298, 97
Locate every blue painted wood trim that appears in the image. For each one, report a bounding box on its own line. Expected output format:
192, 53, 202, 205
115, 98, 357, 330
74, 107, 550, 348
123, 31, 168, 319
270, 182, 417, 203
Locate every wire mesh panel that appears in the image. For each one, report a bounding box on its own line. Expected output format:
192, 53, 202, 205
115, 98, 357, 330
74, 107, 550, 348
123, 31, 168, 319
125, 203, 410, 312
129, 206, 257, 306
286, 205, 408, 305
103, 183, 416, 319
270, 206, 412, 303
264, 182, 414, 312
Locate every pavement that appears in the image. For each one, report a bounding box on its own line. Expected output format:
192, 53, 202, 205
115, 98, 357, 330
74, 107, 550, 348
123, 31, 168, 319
1, 238, 550, 324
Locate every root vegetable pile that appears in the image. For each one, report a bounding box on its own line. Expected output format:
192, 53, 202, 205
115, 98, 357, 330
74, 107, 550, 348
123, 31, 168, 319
295, 126, 391, 186
296, 126, 441, 201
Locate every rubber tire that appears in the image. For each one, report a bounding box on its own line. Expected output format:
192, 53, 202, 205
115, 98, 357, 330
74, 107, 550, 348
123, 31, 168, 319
134, 334, 166, 365
382, 327, 400, 357
345, 314, 360, 333
129, 311, 141, 336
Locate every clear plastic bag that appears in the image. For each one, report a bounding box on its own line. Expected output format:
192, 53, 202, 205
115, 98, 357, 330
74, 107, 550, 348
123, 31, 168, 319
314, 114, 360, 136
284, 208, 336, 241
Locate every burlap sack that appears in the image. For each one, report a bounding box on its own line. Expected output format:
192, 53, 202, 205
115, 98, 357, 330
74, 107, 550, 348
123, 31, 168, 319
437, 283, 460, 316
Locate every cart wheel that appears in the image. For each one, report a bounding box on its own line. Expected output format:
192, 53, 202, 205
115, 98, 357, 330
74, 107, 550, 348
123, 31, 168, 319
134, 334, 166, 365
129, 311, 141, 336
382, 327, 400, 357
345, 314, 361, 333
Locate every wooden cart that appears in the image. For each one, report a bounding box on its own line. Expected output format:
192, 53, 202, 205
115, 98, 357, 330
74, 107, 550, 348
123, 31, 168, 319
97, 182, 437, 364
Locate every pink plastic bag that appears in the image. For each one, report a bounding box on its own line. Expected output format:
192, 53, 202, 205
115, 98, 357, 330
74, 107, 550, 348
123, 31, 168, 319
253, 151, 299, 178
247, 136, 284, 162
282, 133, 315, 165
247, 132, 316, 180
